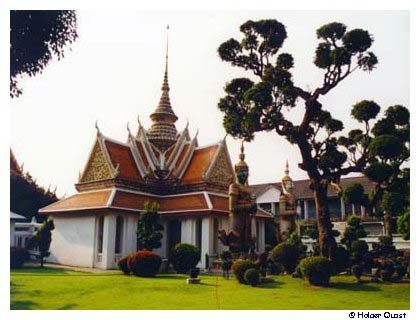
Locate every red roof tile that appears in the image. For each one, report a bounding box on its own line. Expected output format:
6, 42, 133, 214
40, 190, 113, 213
181, 145, 218, 184
104, 140, 142, 182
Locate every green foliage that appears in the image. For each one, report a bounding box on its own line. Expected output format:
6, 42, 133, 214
10, 247, 28, 269
363, 162, 394, 183
369, 135, 405, 161
341, 184, 368, 207
350, 240, 369, 263
137, 202, 163, 251
244, 268, 260, 286
171, 243, 200, 274
10, 171, 58, 222
335, 245, 350, 273
117, 255, 132, 275
341, 215, 368, 249
28, 218, 55, 267
299, 256, 332, 287
379, 259, 395, 282
394, 265, 407, 280
10, 10, 78, 97
397, 210, 409, 240
352, 264, 363, 281
232, 259, 256, 284
270, 242, 300, 274
351, 100, 380, 122
128, 250, 162, 277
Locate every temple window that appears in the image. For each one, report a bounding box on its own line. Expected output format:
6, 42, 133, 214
97, 216, 104, 254
195, 218, 202, 254
115, 216, 124, 254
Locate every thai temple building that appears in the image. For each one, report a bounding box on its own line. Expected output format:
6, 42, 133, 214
39, 44, 271, 270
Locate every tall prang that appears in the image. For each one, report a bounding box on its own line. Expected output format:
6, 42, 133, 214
147, 26, 178, 152
278, 160, 298, 241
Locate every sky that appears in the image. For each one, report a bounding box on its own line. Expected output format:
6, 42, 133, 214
10, 11, 409, 197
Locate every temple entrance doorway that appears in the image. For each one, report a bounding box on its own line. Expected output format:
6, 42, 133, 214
167, 219, 181, 256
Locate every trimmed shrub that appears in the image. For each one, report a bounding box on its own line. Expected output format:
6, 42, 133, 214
171, 243, 200, 274
232, 259, 255, 284
334, 245, 350, 273
350, 240, 369, 262
128, 250, 162, 277
244, 268, 260, 287
379, 259, 395, 282
394, 265, 407, 280
10, 247, 28, 269
220, 250, 232, 261
270, 242, 300, 274
117, 255, 132, 275
292, 265, 302, 278
299, 256, 332, 287
352, 264, 363, 282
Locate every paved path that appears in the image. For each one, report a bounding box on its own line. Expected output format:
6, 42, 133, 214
25, 262, 118, 273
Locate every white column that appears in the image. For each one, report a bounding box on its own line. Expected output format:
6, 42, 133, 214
271, 202, 275, 215
200, 216, 212, 269
341, 198, 346, 221
181, 218, 194, 244
258, 219, 265, 253
10, 222, 15, 246
352, 204, 355, 215
159, 219, 168, 258
361, 206, 366, 218
304, 200, 309, 220
101, 214, 117, 269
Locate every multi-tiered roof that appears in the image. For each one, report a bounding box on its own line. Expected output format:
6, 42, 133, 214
40, 43, 272, 219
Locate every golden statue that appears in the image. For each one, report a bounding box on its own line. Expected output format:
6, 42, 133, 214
218, 141, 257, 253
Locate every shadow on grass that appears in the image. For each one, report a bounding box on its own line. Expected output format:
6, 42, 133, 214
258, 280, 285, 289
10, 281, 38, 310
329, 281, 381, 292
57, 303, 78, 310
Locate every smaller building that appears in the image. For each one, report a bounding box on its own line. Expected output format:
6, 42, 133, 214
250, 165, 384, 236
10, 212, 26, 247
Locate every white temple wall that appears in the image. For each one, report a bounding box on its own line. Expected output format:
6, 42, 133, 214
48, 215, 96, 268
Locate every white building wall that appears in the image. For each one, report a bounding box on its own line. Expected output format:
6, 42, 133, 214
256, 187, 280, 204
10, 221, 15, 247
48, 215, 96, 268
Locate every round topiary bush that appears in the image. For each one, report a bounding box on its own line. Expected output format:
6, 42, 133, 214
244, 268, 260, 287
299, 256, 332, 287
394, 265, 407, 281
232, 259, 255, 284
350, 240, 369, 261
352, 264, 363, 282
118, 254, 132, 275
292, 264, 302, 278
171, 243, 200, 274
10, 247, 28, 269
128, 250, 162, 277
379, 259, 395, 282
270, 242, 300, 274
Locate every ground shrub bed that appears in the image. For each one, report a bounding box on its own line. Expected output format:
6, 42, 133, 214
232, 259, 256, 284
299, 256, 332, 287
119, 250, 161, 277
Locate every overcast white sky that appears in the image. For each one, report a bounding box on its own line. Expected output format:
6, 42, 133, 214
10, 11, 409, 197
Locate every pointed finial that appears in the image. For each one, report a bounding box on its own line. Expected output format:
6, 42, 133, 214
165, 25, 169, 74
285, 159, 290, 176
95, 120, 101, 135
239, 139, 245, 161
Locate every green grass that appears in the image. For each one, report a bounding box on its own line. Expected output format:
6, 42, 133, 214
10, 268, 409, 310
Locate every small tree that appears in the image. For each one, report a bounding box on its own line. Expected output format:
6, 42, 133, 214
137, 202, 163, 251
397, 209, 409, 240
28, 218, 54, 267
340, 215, 367, 249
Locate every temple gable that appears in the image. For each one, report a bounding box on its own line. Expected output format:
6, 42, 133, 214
205, 142, 234, 187
80, 139, 114, 183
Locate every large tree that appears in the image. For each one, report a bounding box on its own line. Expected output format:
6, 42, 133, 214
137, 202, 164, 251
217, 19, 398, 260
10, 10, 78, 97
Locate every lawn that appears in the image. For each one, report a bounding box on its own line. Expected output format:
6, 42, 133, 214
10, 268, 409, 310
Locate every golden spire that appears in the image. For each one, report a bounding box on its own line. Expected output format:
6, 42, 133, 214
235, 139, 248, 172
285, 159, 289, 176
148, 25, 178, 152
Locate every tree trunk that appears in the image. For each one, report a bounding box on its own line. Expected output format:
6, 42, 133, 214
383, 212, 393, 239
313, 183, 337, 261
